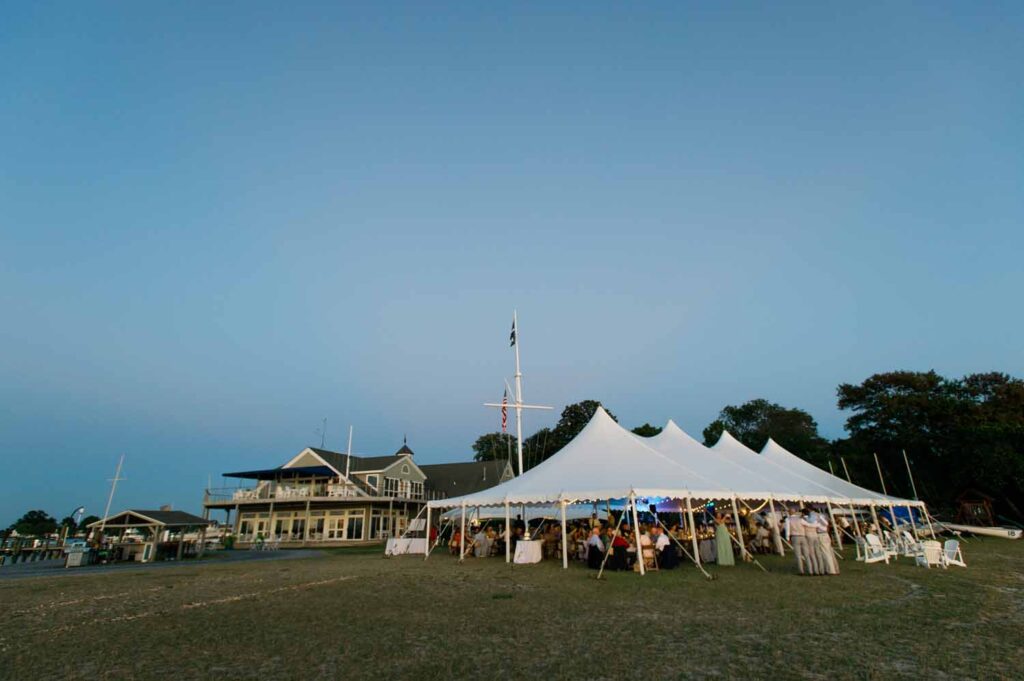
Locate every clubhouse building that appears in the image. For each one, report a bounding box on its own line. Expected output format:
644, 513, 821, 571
203, 441, 513, 547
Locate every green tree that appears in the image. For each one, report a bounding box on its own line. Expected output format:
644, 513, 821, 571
78, 516, 100, 536
9, 510, 58, 537
702, 398, 830, 466
837, 371, 1024, 509
541, 400, 617, 465
470, 400, 618, 473
471, 432, 515, 462
631, 423, 663, 437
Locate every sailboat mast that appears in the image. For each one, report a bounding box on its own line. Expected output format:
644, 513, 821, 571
98, 454, 125, 537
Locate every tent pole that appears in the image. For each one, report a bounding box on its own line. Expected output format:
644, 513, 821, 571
630, 493, 645, 576
424, 505, 431, 561
868, 503, 888, 564
730, 495, 749, 562
848, 502, 864, 561
768, 497, 784, 556
560, 501, 569, 569
596, 504, 629, 580
887, 502, 900, 551
825, 501, 843, 548
902, 449, 920, 500
922, 502, 937, 538
685, 496, 701, 570
504, 501, 511, 564
459, 503, 466, 562
652, 509, 712, 580
906, 503, 920, 541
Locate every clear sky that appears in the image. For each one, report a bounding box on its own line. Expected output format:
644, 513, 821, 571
2, 3, 1022, 525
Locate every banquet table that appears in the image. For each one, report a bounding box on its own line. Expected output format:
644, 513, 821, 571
514, 539, 543, 564
386, 538, 426, 556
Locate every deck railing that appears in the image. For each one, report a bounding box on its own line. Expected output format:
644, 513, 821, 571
204, 482, 425, 504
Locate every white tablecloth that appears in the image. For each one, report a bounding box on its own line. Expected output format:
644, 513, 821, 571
386, 538, 426, 556
514, 539, 543, 564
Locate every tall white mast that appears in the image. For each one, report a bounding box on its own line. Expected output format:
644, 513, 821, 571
97, 454, 125, 537
512, 310, 525, 476
485, 310, 552, 476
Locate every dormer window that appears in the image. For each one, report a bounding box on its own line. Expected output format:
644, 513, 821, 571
367, 474, 379, 489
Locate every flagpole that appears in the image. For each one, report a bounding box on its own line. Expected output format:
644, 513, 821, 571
513, 310, 524, 476
483, 311, 552, 477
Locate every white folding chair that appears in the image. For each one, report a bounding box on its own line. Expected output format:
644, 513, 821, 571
863, 533, 889, 564
943, 539, 966, 568
900, 530, 920, 558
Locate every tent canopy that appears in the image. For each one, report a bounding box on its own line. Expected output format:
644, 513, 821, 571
427, 407, 920, 511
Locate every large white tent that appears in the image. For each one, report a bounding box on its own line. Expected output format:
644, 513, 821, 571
711, 431, 902, 506
427, 407, 724, 508
422, 406, 925, 570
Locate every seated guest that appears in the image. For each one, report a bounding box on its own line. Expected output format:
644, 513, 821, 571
654, 526, 678, 569
473, 527, 489, 558
586, 527, 605, 569
755, 522, 770, 553
450, 529, 463, 556
610, 530, 630, 571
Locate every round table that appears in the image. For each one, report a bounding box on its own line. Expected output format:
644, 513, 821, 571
513, 539, 543, 564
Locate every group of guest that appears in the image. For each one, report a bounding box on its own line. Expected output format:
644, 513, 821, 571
439, 504, 841, 576
783, 506, 840, 575
582, 523, 680, 571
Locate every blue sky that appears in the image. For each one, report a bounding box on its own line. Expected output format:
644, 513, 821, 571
2, 3, 1022, 525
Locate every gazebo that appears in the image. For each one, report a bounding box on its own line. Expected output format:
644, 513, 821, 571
88, 509, 211, 563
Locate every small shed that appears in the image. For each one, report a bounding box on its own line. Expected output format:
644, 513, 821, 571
955, 489, 996, 526
88, 509, 210, 563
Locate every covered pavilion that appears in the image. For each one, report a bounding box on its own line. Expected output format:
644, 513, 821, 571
88, 509, 211, 563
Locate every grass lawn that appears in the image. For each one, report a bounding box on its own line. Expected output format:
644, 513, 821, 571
2, 539, 1022, 680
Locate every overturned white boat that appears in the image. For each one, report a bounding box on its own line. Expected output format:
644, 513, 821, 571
939, 523, 1022, 539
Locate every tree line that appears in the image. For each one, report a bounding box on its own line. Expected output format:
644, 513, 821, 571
472, 371, 1024, 518
3, 510, 100, 540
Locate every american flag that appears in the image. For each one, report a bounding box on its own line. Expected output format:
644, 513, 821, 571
501, 388, 508, 432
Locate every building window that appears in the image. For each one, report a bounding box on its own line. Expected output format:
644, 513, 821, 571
367, 474, 379, 490
384, 477, 399, 496
370, 511, 384, 540
410, 481, 423, 499
346, 512, 365, 540
401, 464, 410, 474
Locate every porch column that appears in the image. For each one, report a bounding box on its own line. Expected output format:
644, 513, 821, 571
304, 500, 312, 544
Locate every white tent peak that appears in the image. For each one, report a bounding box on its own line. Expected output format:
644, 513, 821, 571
713, 429, 748, 451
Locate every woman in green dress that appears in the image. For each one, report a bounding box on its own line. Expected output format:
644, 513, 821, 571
714, 512, 735, 566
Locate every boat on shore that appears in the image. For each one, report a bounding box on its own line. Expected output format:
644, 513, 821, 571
939, 523, 1022, 539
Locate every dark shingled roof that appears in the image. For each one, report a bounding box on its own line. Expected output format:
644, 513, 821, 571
420, 460, 512, 498
308, 448, 408, 474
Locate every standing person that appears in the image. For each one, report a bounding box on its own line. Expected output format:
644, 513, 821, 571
784, 506, 808, 574
585, 527, 605, 569
815, 512, 839, 575
714, 512, 735, 567
800, 508, 823, 575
